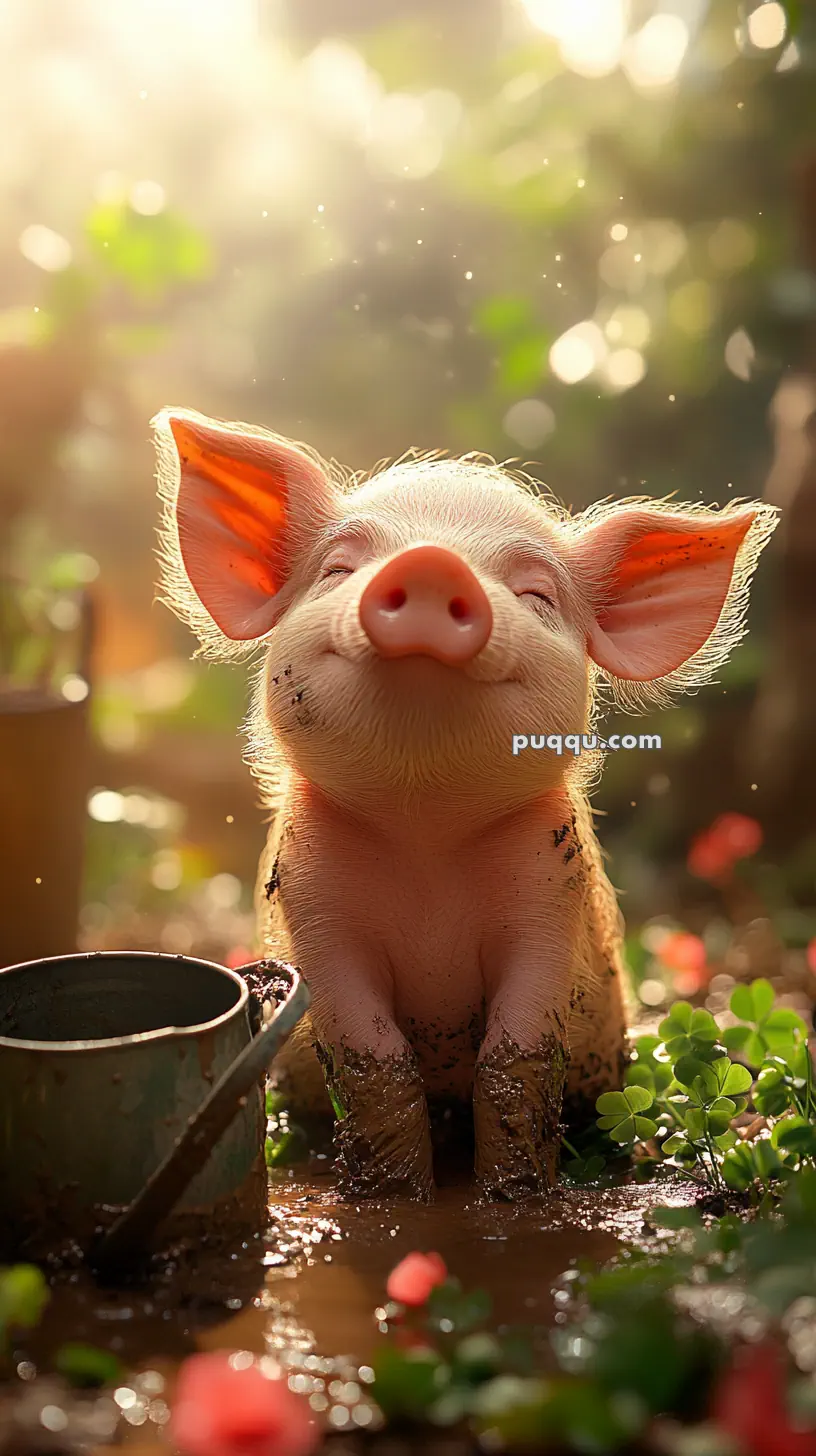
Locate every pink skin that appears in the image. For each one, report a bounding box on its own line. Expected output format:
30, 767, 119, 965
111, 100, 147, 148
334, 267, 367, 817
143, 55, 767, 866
153, 408, 777, 1199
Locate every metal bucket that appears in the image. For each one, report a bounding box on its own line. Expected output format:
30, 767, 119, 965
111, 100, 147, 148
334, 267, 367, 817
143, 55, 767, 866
0, 951, 310, 1270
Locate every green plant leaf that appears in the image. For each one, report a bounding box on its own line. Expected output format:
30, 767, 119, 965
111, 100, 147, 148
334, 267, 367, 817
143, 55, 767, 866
646, 1205, 703, 1229
706, 1097, 737, 1137
673, 1056, 710, 1091
753, 1139, 783, 1180
427, 1280, 492, 1334
764, 1007, 809, 1037
689, 1008, 719, 1041
0, 1265, 49, 1334
722, 1024, 752, 1052
659, 1002, 693, 1039
720, 1062, 753, 1096
625, 1064, 655, 1095
497, 335, 550, 391
472, 294, 533, 338
371, 1346, 450, 1420
775, 1121, 816, 1159
730, 984, 756, 1020
690, 1065, 721, 1103
721, 1144, 755, 1190
56, 1343, 123, 1388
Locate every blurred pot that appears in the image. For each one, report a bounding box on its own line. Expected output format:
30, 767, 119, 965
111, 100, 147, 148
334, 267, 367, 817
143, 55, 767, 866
0, 590, 93, 967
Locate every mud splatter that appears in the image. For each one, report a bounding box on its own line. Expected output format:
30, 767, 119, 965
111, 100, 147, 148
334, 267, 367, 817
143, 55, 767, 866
473, 1031, 567, 1201
264, 855, 281, 900
321, 1045, 434, 1202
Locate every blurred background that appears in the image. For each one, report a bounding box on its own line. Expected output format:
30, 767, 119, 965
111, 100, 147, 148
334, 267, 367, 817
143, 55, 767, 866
2, 0, 816, 1013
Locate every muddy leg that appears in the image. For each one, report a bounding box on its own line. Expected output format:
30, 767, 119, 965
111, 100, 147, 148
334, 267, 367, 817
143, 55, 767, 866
473, 1026, 567, 1200
318, 1040, 434, 1202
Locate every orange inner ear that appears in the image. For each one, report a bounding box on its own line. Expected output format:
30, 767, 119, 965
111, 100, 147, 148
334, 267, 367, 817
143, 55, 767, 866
602, 514, 754, 619
172, 418, 289, 598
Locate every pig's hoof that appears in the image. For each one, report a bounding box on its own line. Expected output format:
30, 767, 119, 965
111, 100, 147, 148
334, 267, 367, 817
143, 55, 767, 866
336, 1161, 435, 1202
475, 1153, 557, 1203
472, 1032, 566, 1202
326, 1044, 435, 1202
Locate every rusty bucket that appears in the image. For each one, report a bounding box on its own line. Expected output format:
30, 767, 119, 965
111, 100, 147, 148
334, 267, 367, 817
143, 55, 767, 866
0, 951, 310, 1273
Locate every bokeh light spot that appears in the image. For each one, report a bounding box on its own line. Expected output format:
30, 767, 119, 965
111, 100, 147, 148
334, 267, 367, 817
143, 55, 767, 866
708, 219, 756, 272
522, 0, 630, 78
623, 14, 689, 89
604, 305, 651, 349
129, 179, 166, 215
747, 2, 787, 50
725, 329, 755, 381
549, 321, 607, 383
503, 399, 556, 448
19, 224, 72, 271
669, 279, 715, 336
601, 348, 646, 393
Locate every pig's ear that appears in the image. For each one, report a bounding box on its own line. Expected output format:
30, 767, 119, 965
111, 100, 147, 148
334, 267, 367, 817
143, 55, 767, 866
569, 501, 778, 703
153, 408, 336, 651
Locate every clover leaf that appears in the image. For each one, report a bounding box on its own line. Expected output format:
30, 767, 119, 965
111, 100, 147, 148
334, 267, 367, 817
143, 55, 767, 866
596, 1087, 657, 1144
723, 980, 809, 1068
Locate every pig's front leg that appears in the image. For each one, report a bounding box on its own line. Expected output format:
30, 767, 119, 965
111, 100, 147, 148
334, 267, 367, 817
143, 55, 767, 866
473, 999, 568, 1200
474, 813, 585, 1201
308, 971, 434, 1202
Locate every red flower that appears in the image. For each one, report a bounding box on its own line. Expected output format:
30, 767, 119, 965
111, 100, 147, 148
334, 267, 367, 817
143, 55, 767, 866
712, 1340, 816, 1456
715, 813, 763, 859
806, 938, 816, 977
386, 1252, 447, 1307
657, 931, 709, 995
688, 813, 763, 881
170, 1352, 318, 1456
658, 932, 707, 974
226, 947, 253, 970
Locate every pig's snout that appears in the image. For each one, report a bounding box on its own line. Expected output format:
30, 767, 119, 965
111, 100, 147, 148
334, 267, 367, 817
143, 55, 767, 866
358, 544, 493, 667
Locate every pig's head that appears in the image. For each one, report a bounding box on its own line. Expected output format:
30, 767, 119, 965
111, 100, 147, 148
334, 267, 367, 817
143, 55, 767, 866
153, 408, 778, 815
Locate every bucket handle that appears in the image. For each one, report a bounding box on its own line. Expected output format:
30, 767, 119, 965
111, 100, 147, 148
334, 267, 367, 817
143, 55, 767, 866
91, 958, 310, 1278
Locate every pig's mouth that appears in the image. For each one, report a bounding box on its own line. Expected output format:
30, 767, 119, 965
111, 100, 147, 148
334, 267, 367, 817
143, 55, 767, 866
322, 647, 520, 688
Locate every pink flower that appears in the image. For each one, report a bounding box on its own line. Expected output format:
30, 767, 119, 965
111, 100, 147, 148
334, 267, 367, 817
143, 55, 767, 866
712, 1340, 816, 1456
658, 931, 709, 996
688, 813, 763, 881
170, 1352, 318, 1456
658, 932, 707, 974
386, 1252, 447, 1307
715, 812, 763, 859
687, 831, 734, 880
226, 947, 253, 970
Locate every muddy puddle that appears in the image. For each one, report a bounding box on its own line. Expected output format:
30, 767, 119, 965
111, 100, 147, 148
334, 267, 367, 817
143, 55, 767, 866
11, 1155, 698, 1448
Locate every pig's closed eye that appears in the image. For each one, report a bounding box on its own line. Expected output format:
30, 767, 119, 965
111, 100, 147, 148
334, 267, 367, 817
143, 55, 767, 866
518, 589, 556, 611
321, 565, 354, 580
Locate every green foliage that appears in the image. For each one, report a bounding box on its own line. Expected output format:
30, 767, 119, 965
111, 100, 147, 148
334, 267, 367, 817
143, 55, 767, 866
85, 199, 213, 301
426, 1279, 492, 1336
264, 1088, 308, 1169
368, 1168, 816, 1447
55, 1342, 123, 1388
722, 979, 809, 1068
596, 1086, 658, 1145
371, 1345, 450, 1421
0, 1265, 49, 1348
593, 981, 816, 1197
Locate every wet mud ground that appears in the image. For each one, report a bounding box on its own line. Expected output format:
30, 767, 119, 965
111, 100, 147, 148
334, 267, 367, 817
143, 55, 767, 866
4, 1133, 699, 1453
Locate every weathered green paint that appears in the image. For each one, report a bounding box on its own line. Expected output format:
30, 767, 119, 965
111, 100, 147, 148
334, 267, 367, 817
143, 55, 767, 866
0, 951, 266, 1255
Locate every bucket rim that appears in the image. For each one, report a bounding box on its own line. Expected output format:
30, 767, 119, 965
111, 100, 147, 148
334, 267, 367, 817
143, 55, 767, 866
0, 949, 253, 1053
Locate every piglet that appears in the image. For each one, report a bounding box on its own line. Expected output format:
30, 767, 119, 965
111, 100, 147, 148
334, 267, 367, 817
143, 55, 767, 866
153, 409, 778, 1201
